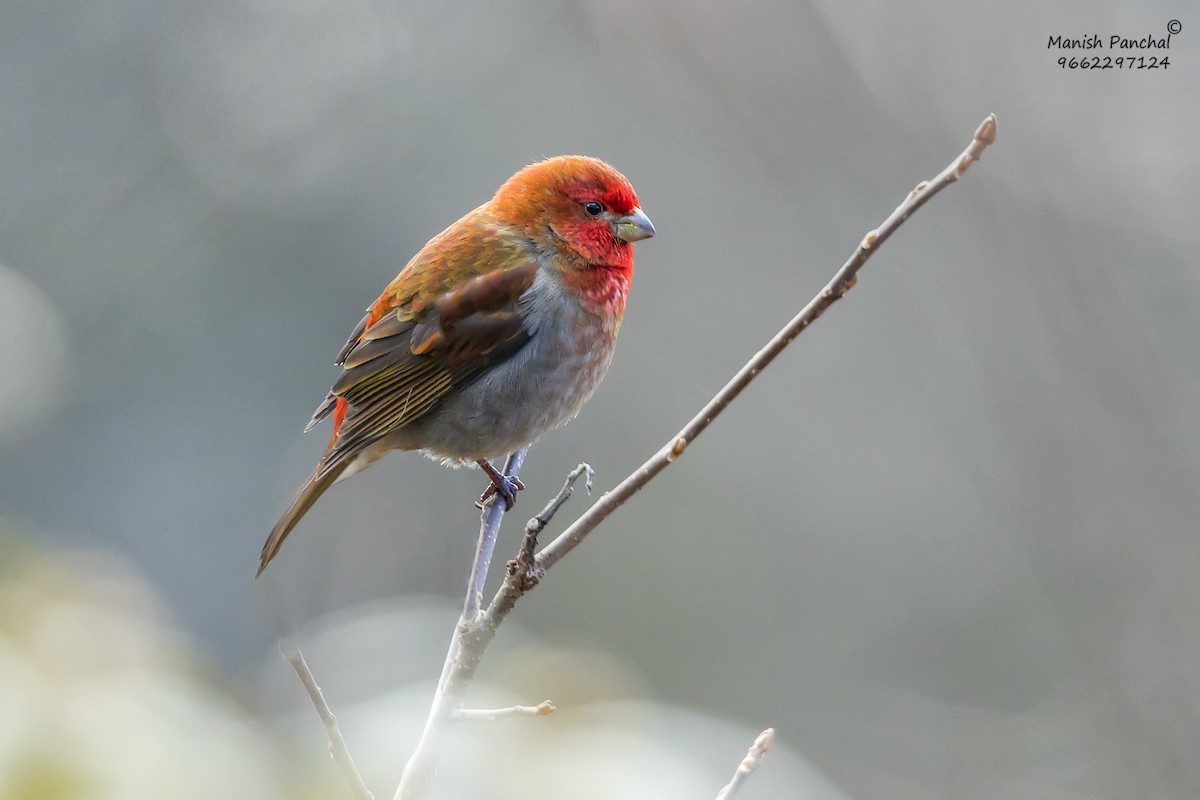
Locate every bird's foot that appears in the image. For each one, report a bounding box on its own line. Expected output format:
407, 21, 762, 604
476, 460, 526, 511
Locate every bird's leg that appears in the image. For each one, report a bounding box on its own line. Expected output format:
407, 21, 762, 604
476, 459, 526, 511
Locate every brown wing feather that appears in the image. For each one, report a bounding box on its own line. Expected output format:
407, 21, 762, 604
335, 311, 372, 366
319, 259, 540, 472
358, 310, 412, 343
435, 267, 541, 327
306, 309, 390, 432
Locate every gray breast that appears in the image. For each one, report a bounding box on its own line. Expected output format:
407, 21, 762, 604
394, 269, 618, 463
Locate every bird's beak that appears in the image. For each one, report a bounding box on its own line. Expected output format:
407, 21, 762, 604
614, 207, 656, 243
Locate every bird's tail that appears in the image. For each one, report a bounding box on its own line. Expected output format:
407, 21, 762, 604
258, 460, 349, 577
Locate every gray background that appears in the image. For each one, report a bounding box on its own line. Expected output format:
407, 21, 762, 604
1, 0, 1197, 797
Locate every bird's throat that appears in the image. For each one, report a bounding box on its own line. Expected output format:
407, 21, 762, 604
575, 266, 630, 319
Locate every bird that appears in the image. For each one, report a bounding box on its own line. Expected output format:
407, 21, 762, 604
258, 156, 655, 576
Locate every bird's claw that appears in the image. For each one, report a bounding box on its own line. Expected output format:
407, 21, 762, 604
478, 475, 525, 511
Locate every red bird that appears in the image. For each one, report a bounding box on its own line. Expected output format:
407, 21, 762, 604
259, 156, 654, 575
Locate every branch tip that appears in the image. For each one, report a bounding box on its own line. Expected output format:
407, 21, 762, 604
715, 727, 775, 800
963, 113, 997, 164
975, 113, 998, 146
525, 462, 596, 539
453, 700, 556, 721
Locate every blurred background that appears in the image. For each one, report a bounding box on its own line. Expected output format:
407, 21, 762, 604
1, 0, 1197, 797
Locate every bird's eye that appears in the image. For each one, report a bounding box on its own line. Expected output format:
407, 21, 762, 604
584, 201, 604, 217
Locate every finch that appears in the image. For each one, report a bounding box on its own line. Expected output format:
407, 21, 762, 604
258, 156, 654, 576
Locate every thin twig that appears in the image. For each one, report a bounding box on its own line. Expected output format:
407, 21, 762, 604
463, 449, 528, 622
282, 642, 375, 800
452, 700, 556, 721
394, 114, 998, 800
716, 728, 775, 800
529, 463, 594, 541
397, 449, 527, 799
509, 463, 594, 589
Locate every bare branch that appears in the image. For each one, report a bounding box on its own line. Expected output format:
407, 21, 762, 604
396, 449, 528, 799
281, 642, 375, 800
392, 114, 998, 800
532, 114, 997, 574
716, 728, 775, 800
452, 700, 556, 721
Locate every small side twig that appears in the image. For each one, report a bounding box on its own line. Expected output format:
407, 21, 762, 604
510, 463, 594, 586
282, 642, 374, 800
452, 700, 556, 721
716, 728, 775, 800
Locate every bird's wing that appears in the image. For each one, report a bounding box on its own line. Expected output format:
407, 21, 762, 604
306, 218, 541, 474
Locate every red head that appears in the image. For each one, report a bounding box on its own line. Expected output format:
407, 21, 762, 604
490, 156, 655, 276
